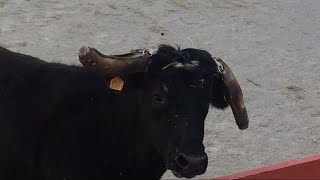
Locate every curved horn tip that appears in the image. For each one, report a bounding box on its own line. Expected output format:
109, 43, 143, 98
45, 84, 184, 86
237, 109, 249, 130
79, 46, 91, 59
238, 122, 249, 130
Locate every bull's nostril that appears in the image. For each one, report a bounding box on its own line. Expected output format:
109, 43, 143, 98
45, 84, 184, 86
176, 154, 189, 169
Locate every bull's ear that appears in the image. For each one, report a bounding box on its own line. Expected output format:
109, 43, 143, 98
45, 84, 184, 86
212, 58, 249, 130
210, 73, 229, 109
0, 46, 11, 52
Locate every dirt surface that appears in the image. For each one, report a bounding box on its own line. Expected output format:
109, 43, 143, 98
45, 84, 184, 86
1, 0, 320, 179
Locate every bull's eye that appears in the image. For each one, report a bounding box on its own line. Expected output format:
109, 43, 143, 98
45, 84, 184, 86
160, 83, 168, 93
189, 78, 205, 88
153, 83, 168, 105
153, 94, 164, 104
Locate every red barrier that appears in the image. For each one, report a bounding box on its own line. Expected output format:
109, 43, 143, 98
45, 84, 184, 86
213, 154, 320, 179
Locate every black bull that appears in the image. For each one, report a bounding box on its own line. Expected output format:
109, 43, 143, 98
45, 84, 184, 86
0, 45, 248, 179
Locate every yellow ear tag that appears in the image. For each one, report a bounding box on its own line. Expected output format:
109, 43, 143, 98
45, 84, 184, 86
109, 76, 124, 91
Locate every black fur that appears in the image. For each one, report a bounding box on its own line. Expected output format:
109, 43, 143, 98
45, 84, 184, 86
0, 45, 229, 179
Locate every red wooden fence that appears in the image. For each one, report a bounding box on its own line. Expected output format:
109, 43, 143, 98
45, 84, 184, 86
212, 154, 320, 179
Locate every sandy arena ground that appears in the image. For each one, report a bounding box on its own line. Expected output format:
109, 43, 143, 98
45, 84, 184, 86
1, 0, 319, 179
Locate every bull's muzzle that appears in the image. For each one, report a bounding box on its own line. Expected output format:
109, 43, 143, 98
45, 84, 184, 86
170, 153, 208, 178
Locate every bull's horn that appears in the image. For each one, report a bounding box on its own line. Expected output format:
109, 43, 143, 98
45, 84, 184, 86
215, 58, 249, 130
78, 46, 151, 77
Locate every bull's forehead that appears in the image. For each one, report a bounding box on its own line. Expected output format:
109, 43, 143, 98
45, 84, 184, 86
148, 45, 217, 75
161, 61, 216, 81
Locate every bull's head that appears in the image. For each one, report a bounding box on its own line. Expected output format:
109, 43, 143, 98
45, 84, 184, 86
78, 45, 249, 178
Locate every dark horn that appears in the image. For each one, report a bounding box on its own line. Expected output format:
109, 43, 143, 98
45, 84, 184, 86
216, 58, 249, 130
78, 46, 151, 77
